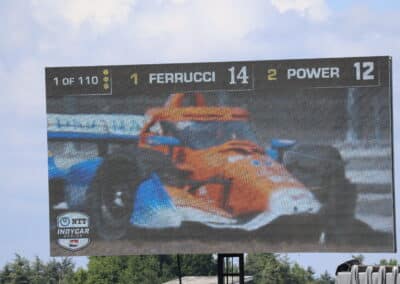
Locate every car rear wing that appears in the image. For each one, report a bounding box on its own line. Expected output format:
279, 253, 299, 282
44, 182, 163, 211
48, 114, 146, 158
47, 113, 145, 143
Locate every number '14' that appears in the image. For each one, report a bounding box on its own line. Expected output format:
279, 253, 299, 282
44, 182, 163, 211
228, 66, 249, 84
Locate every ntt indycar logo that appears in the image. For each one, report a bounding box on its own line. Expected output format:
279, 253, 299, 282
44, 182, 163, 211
56, 212, 90, 251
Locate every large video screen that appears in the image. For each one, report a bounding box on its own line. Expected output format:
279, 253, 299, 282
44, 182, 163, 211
46, 57, 395, 256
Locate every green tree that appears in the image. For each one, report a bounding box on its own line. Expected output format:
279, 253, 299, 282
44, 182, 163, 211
119, 256, 161, 284
86, 256, 128, 284
288, 263, 315, 284
351, 254, 364, 265
178, 254, 216, 276
0, 255, 75, 284
30, 256, 46, 284
86, 255, 169, 284
69, 268, 88, 284
0, 254, 220, 283
157, 255, 173, 277
6, 255, 31, 284
0, 264, 12, 284
247, 253, 286, 283
247, 254, 319, 284
379, 258, 398, 266
85, 254, 216, 283
316, 271, 335, 284
45, 257, 75, 283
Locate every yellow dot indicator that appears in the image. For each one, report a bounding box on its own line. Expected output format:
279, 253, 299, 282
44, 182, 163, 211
103, 69, 109, 76
103, 76, 109, 82
103, 83, 109, 90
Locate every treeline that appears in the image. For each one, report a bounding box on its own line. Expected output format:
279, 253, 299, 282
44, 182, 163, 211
0, 253, 337, 284
0, 255, 214, 284
247, 254, 334, 284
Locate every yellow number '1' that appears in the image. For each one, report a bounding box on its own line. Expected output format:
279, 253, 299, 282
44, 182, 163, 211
130, 72, 138, 85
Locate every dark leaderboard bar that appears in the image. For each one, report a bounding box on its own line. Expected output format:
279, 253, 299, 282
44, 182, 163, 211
46, 56, 390, 96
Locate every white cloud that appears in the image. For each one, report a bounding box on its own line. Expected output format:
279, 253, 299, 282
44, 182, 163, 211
28, 0, 273, 62
162, 0, 187, 4
270, 0, 329, 21
31, 0, 136, 33
120, 0, 274, 61
0, 59, 44, 116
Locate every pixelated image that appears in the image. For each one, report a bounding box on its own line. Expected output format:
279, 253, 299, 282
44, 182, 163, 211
46, 58, 394, 255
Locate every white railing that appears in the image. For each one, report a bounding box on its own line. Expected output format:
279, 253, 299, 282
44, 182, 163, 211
336, 265, 399, 284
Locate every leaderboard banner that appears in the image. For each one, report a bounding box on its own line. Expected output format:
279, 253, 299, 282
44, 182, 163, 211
46, 57, 395, 256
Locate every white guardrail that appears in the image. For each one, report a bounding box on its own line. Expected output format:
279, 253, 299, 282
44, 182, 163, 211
336, 266, 399, 284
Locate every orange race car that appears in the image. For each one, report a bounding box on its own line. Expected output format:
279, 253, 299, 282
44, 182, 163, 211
48, 92, 353, 240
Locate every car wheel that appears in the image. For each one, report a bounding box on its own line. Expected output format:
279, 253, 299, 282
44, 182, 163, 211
283, 144, 356, 242
89, 150, 143, 240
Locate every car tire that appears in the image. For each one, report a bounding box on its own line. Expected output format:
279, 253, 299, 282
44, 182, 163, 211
89, 149, 144, 240
283, 144, 357, 241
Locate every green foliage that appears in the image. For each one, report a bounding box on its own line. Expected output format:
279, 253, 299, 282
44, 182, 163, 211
0, 264, 12, 284
122, 256, 162, 284
68, 268, 88, 284
85, 254, 216, 284
30, 256, 48, 284
246, 253, 303, 283
1, 255, 31, 284
246, 254, 332, 284
351, 254, 365, 264
0, 255, 74, 284
85, 256, 127, 284
46, 258, 75, 284
315, 270, 335, 284
289, 263, 315, 284
179, 255, 217, 276
0, 253, 335, 284
379, 258, 398, 266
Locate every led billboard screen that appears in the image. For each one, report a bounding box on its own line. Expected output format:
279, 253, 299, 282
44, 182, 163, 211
46, 57, 394, 256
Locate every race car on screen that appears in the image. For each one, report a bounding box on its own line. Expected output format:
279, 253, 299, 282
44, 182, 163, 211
48, 92, 355, 240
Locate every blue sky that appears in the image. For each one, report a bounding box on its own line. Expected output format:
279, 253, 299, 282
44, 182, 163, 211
0, 0, 400, 276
